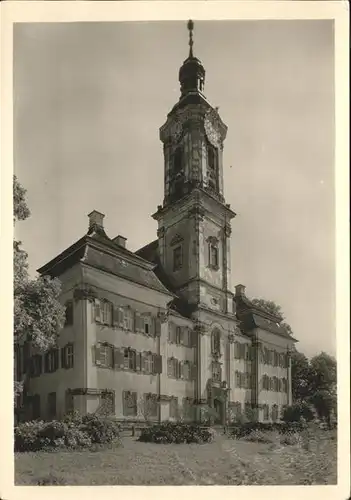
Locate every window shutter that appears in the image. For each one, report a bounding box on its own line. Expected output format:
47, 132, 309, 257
153, 354, 162, 374
155, 318, 161, 337
179, 360, 184, 379
136, 352, 142, 371
113, 307, 120, 327
61, 347, 66, 369
95, 344, 102, 366
191, 363, 197, 380
122, 391, 127, 416
179, 328, 184, 345
54, 349, 59, 371
112, 347, 121, 370
94, 300, 101, 323
140, 352, 146, 372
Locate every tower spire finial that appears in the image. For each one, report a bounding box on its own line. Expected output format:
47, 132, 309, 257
187, 19, 194, 58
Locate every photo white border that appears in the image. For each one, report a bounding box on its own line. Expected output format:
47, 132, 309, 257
1, 2, 349, 499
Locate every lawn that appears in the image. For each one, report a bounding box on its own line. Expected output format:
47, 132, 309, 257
15, 429, 337, 486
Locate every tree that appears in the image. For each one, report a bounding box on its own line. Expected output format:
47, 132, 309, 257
309, 352, 337, 427
251, 298, 283, 320
14, 176, 65, 402
250, 297, 293, 335
291, 349, 313, 402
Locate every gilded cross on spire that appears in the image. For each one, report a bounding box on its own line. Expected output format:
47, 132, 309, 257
187, 19, 194, 58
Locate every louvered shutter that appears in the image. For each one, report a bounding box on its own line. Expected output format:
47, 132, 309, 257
179, 327, 184, 345
114, 347, 124, 370
94, 300, 101, 323
155, 317, 161, 337
122, 391, 127, 416
136, 352, 142, 371
153, 354, 162, 374
95, 344, 102, 366
61, 347, 66, 369
134, 312, 141, 332
113, 307, 120, 327
178, 360, 184, 379
54, 349, 59, 371
140, 352, 146, 372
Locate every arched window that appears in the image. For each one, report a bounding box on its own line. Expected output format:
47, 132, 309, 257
211, 329, 221, 354
173, 146, 183, 174
206, 143, 218, 191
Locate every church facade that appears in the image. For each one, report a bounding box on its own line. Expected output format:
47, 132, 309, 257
17, 21, 296, 425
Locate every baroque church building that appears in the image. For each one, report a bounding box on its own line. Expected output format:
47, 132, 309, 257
17, 21, 296, 424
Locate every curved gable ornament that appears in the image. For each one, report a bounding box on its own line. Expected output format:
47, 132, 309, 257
170, 234, 184, 246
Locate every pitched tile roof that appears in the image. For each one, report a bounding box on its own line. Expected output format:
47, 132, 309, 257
37, 230, 174, 297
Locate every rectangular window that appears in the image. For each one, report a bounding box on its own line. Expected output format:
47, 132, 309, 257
182, 361, 191, 381
44, 349, 59, 373
263, 404, 269, 421
64, 301, 74, 326
142, 352, 154, 374
167, 358, 178, 378
124, 348, 136, 370
101, 301, 112, 325
123, 391, 137, 417
168, 323, 176, 343
143, 315, 152, 336
32, 394, 41, 420
144, 393, 158, 418
272, 404, 279, 422
30, 355, 42, 377
99, 391, 114, 415
62, 343, 74, 369
99, 344, 113, 368
173, 246, 182, 271
209, 243, 219, 268
48, 392, 56, 420
169, 397, 178, 419
123, 308, 134, 331
182, 398, 194, 421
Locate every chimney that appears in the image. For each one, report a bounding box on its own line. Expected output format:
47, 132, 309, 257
235, 284, 246, 297
113, 235, 127, 248
88, 210, 105, 230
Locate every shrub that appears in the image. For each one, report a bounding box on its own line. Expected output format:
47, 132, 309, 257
81, 414, 121, 444
280, 432, 302, 446
282, 402, 314, 424
14, 412, 121, 452
243, 430, 275, 444
138, 422, 214, 444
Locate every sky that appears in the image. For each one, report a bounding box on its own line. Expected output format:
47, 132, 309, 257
13, 20, 335, 357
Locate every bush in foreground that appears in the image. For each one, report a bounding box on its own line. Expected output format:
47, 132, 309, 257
14, 412, 121, 452
139, 422, 214, 444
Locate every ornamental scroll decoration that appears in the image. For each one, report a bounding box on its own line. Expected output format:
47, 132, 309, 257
194, 321, 207, 335
73, 286, 98, 303
157, 309, 170, 324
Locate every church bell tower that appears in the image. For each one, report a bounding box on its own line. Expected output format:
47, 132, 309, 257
153, 20, 236, 316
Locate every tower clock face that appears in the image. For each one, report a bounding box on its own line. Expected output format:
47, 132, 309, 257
205, 117, 220, 147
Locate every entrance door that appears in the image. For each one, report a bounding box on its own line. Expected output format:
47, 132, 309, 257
213, 399, 223, 424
